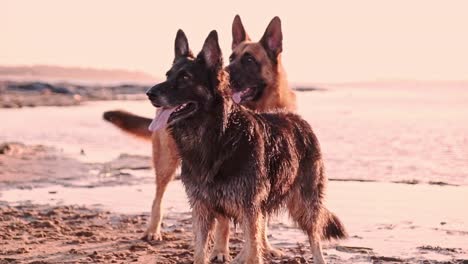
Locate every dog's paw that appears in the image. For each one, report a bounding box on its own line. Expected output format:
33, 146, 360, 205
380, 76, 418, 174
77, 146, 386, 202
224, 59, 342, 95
230, 249, 246, 264
265, 246, 284, 258
141, 229, 163, 241
209, 248, 230, 263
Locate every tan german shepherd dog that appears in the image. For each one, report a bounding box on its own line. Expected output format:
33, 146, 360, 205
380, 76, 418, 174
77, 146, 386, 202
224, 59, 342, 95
103, 16, 298, 260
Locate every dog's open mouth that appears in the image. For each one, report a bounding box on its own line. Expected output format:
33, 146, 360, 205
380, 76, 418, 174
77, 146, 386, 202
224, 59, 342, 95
148, 102, 197, 131
232, 87, 258, 104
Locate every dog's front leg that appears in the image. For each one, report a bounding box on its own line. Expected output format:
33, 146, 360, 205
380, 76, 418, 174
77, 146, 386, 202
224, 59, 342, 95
232, 211, 264, 264
192, 204, 215, 264
210, 215, 231, 262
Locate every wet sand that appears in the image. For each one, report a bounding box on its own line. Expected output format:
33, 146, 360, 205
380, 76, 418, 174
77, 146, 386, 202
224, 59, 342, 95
0, 143, 336, 263
1, 204, 466, 264
1, 142, 467, 263
0, 142, 151, 189
1, 204, 346, 264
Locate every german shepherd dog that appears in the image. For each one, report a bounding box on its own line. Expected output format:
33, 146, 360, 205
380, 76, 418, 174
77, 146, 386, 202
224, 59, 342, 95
146, 30, 347, 264
103, 16, 299, 260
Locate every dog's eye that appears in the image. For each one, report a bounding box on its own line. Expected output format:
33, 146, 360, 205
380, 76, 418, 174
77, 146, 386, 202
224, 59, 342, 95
229, 55, 235, 63
243, 54, 256, 64
179, 72, 191, 81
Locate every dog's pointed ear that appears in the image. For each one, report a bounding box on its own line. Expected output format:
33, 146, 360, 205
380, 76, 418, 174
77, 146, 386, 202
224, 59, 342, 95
232, 15, 250, 50
174, 29, 193, 60
199, 30, 223, 70
260, 16, 283, 59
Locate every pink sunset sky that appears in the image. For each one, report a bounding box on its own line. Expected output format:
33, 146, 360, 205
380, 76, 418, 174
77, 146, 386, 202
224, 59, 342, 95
2, 0, 467, 83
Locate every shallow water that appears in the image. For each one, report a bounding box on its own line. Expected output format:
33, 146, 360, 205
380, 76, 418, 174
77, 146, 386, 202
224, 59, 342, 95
0, 100, 151, 163
299, 84, 468, 186
1, 84, 467, 184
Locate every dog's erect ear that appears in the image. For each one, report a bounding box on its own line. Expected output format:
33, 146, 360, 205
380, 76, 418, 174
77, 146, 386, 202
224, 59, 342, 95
174, 29, 192, 60
232, 15, 250, 50
199, 30, 223, 70
260, 16, 283, 59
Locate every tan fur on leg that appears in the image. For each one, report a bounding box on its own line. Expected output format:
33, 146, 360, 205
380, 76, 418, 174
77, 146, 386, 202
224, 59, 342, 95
232, 213, 264, 264
261, 217, 283, 258
142, 130, 180, 241
210, 216, 231, 262
309, 235, 326, 264
192, 204, 215, 264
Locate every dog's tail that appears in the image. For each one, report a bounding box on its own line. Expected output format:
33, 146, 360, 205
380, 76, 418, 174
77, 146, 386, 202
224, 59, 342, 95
103, 110, 153, 140
321, 208, 348, 240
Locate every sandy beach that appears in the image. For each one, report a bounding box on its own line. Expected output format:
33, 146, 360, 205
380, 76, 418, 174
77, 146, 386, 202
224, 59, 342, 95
1, 142, 467, 263
1, 83, 468, 263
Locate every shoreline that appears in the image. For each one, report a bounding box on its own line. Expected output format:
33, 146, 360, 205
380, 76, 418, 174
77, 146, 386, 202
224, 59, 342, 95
0, 80, 149, 108
0, 142, 462, 189
1, 142, 467, 263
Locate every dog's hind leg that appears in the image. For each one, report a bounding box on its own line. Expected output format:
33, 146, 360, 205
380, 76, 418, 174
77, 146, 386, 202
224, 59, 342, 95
308, 235, 326, 264
261, 216, 284, 258
142, 130, 180, 241
210, 216, 231, 262
287, 188, 327, 264
192, 203, 215, 264
219, 217, 283, 262
232, 211, 264, 264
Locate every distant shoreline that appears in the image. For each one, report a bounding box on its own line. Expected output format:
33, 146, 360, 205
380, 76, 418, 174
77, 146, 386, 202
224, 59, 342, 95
0, 80, 149, 108
0, 79, 326, 109
0, 65, 158, 85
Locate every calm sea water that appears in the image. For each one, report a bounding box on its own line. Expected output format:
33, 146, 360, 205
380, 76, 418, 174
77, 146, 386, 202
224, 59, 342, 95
1, 83, 467, 185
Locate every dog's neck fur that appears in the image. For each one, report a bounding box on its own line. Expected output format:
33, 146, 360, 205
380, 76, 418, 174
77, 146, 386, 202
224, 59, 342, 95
169, 78, 243, 183
273, 57, 293, 105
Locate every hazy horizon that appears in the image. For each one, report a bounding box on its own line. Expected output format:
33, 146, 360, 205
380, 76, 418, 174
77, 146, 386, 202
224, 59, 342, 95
3, 64, 468, 86
2, 0, 468, 83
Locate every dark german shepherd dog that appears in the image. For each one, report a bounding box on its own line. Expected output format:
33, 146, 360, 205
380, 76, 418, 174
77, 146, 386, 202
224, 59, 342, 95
102, 19, 296, 259
146, 31, 346, 264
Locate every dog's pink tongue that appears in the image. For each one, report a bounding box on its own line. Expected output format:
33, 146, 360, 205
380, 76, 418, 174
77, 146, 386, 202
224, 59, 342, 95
232, 92, 242, 104
148, 107, 176, 131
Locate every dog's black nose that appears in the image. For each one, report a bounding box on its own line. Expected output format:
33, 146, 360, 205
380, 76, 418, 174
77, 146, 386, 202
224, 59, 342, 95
146, 87, 162, 107
146, 84, 161, 98
146, 89, 155, 97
